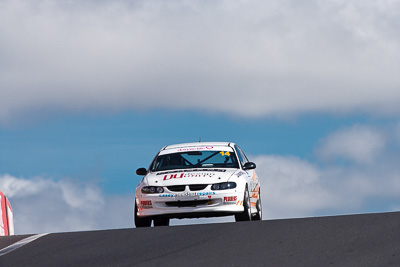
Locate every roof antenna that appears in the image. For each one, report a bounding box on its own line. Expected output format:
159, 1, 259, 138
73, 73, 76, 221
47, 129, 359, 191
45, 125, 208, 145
199, 137, 201, 142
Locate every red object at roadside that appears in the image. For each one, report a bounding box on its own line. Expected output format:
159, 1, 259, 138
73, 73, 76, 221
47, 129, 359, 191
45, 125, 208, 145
0, 190, 14, 236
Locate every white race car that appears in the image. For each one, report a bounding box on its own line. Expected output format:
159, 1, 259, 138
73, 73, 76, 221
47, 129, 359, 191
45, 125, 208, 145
134, 142, 261, 227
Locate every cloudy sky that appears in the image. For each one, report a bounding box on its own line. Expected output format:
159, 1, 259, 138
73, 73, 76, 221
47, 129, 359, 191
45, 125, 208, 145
1, 0, 399, 234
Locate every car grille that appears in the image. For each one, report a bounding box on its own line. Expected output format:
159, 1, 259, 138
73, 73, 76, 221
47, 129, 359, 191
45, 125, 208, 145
166, 184, 209, 192
167, 185, 186, 192
189, 184, 208, 191
165, 200, 209, 207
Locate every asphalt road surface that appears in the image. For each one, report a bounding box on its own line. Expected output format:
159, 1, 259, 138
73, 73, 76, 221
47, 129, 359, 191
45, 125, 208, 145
0, 212, 399, 266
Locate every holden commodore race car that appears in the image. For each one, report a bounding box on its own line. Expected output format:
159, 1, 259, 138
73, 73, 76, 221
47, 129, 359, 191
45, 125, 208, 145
134, 142, 261, 227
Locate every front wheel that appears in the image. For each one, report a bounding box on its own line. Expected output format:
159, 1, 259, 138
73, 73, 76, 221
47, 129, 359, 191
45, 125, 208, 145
134, 202, 152, 227
252, 189, 262, 221
235, 186, 252, 222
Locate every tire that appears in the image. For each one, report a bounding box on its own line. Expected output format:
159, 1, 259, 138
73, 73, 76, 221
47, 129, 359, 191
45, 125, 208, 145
153, 217, 170, 227
134, 202, 152, 228
235, 186, 252, 222
252, 189, 262, 221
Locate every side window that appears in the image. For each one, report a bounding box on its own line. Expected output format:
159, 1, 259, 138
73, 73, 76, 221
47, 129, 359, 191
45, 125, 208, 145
235, 145, 248, 166
239, 147, 249, 163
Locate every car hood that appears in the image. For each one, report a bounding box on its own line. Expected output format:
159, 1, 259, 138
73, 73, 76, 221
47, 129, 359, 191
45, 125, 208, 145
145, 169, 239, 186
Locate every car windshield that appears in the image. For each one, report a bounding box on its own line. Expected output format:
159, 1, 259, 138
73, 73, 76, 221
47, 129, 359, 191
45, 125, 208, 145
151, 150, 239, 171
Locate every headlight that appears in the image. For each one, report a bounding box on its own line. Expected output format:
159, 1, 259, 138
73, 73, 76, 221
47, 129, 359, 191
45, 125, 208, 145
211, 182, 236, 190
141, 186, 164, 194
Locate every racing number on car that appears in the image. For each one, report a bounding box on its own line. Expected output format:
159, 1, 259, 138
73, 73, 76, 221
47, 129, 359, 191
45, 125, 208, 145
220, 151, 230, 156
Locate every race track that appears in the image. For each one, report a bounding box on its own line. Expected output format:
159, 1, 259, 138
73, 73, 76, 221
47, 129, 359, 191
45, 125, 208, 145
0, 212, 399, 266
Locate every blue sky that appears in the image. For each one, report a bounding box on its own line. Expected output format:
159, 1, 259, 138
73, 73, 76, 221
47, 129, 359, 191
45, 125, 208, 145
0, 111, 376, 194
1, 0, 400, 234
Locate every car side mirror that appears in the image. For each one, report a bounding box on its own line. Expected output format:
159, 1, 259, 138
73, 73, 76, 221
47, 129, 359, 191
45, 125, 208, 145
243, 162, 256, 170
136, 168, 147, 176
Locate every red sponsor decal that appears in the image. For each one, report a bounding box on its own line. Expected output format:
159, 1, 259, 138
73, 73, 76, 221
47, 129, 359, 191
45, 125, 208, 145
163, 173, 184, 181
163, 173, 214, 180
224, 196, 237, 202
140, 200, 152, 206
208, 195, 212, 199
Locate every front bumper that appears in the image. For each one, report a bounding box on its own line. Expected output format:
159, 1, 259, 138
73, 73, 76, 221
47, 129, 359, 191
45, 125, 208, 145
136, 189, 244, 219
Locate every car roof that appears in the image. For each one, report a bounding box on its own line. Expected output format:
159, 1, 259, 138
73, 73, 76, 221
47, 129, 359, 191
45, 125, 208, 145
162, 142, 235, 151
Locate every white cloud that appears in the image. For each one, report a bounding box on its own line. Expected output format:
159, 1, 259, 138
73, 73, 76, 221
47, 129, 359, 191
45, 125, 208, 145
0, 174, 133, 234
1, 0, 400, 125
252, 155, 339, 218
0, 174, 49, 197
58, 180, 105, 210
315, 125, 386, 164
253, 153, 400, 219
252, 123, 400, 218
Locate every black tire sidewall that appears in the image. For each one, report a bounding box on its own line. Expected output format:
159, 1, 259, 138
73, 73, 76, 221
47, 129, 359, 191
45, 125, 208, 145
235, 186, 252, 222
134, 201, 152, 227
253, 189, 262, 221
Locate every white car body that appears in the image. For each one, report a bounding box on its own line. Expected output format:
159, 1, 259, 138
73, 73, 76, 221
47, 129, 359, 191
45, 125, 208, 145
134, 142, 261, 227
